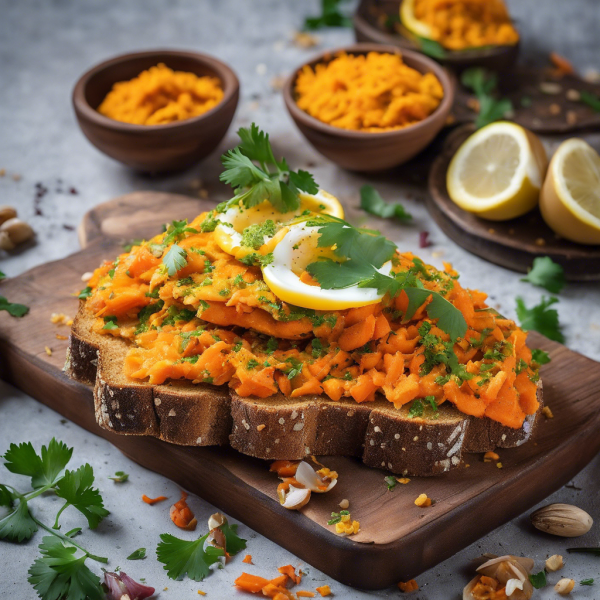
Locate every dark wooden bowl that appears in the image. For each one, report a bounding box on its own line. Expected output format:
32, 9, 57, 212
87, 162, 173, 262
72, 49, 240, 173
353, 0, 520, 73
283, 44, 453, 172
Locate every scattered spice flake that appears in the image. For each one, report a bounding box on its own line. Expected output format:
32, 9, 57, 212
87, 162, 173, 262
293, 31, 318, 48
170, 490, 197, 531
398, 579, 419, 593
338, 499, 349, 509
142, 494, 168, 505
316, 585, 332, 597
69, 187, 78, 195
496, 462, 503, 469
242, 554, 253, 564
257, 424, 266, 431
50, 312, 72, 325
12, 173, 21, 182
0, 168, 5, 176
197, 591, 207, 596
542, 406, 554, 419
419, 231, 431, 248
414, 493, 432, 507
62, 224, 75, 231
44, 346, 52, 356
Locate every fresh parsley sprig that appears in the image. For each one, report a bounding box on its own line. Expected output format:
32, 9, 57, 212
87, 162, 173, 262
529, 570, 547, 589
219, 124, 318, 213
360, 185, 412, 222
1, 438, 109, 599
156, 517, 246, 582
521, 256, 566, 294
304, 0, 352, 30
461, 68, 513, 129
516, 296, 564, 343
0, 295, 29, 317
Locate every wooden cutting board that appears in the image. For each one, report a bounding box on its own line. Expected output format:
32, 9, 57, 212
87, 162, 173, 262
2, 192, 600, 590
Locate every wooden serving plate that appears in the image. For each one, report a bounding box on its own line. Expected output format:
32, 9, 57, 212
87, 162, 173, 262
2, 192, 600, 589
427, 127, 600, 281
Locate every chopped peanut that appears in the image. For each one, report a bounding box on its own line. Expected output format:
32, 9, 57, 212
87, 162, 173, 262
257, 424, 266, 431
542, 406, 554, 419
339, 499, 349, 509
545, 554, 564, 572
496, 462, 503, 469
316, 585, 331, 597
484, 451, 499, 462
398, 579, 419, 593
44, 346, 52, 356
414, 493, 432, 507
397, 478, 410, 484
555, 578, 575, 595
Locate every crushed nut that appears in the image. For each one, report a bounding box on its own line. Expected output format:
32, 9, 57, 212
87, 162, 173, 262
539, 82, 562, 95
545, 554, 564, 572
566, 110, 578, 125
256, 424, 266, 431
566, 89, 581, 101
55, 334, 68, 340
50, 313, 72, 325
397, 478, 411, 484
535, 238, 546, 246
549, 103, 561, 115
484, 451, 500, 462
339, 498, 349, 509
555, 579, 575, 595
414, 493, 432, 507
542, 406, 554, 419
44, 346, 52, 356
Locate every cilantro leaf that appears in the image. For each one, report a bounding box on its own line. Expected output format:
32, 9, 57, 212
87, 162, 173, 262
304, 0, 352, 29
127, 547, 146, 560
461, 68, 513, 128
531, 348, 551, 365
529, 570, 547, 589
0, 270, 5, 280
163, 220, 198, 246
108, 471, 129, 483
404, 288, 467, 341
516, 296, 564, 343
408, 399, 424, 418
102, 316, 118, 331
163, 244, 188, 277
28, 536, 104, 600
360, 185, 412, 222
54, 464, 109, 530
0, 295, 29, 317
521, 256, 566, 294
384, 476, 397, 491
289, 169, 318, 195
580, 90, 600, 112
0, 495, 38, 542
0, 483, 12, 508
219, 520, 246, 556
77, 287, 92, 299
3, 438, 73, 489
157, 532, 225, 581
416, 36, 446, 59
581, 579, 595, 586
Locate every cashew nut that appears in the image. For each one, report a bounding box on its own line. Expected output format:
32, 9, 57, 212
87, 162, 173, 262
0, 231, 15, 251
0, 206, 17, 226
0, 218, 34, 245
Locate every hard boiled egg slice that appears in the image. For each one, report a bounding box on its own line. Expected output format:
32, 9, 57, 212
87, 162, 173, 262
213, 190, 343, 260
262, 223, 392, 311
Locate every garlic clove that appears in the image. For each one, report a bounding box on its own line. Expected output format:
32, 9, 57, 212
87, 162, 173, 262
545, 554, 564, 572
531, 503, 593, 537
555, 578, 575, 595
208, 512, 226, 531
463, 575, 481, 600
280, 485, 311, 510
505, 578, 524, 596
295, 460, 337, 493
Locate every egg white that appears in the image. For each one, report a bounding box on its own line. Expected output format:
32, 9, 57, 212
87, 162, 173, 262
262, 223, 392, 311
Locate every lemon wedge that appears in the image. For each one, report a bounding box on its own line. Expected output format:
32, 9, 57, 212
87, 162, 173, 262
540, 138, 600, 245
446, 122, 548, 221
399, 0, 434, 40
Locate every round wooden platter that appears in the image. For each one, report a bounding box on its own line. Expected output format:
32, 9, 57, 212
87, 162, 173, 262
427, 127, 600, 281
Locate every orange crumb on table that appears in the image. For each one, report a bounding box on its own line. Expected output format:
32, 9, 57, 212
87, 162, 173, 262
278, 565, 301, 585
398, 579, 419, 593
550, 52, 575, 76
297, 593, 316, 598
414, 493, 432, 507
142, 494, 168, 504
483, 451, 500, 462
170, 490, 197, 530
542, 406, 554, 419
316, 585, 332, 597
197, 591, 206, 596
243, 554, 253, 564
397, 478, 410, 484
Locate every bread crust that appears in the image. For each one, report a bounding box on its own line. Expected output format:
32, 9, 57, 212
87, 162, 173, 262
66, 303, 543, 476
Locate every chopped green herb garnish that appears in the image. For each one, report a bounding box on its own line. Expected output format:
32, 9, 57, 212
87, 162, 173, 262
521, 256, 566, 294
360, 185, 412, 221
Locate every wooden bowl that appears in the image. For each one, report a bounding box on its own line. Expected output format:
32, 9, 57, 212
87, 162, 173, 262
283, 44, 453, 172
72, 49, 239, 173
353, 0, 519, 73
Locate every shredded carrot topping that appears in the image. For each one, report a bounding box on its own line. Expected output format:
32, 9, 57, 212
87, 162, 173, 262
141, 494, 168, 505
278, 565, 302, 585
294, 52, 443, 132
398, 579, 419, 593
243, 554, 253, 564
83, 210, 541, 430
169, 490, 197, 531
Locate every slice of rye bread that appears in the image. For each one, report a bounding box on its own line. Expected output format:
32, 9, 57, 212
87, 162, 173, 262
65, 303, 543, 476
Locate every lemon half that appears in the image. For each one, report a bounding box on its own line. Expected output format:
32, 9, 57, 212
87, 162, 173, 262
399, 0, 434, 39
540, 138, 600, 245
446, 122, 548, 221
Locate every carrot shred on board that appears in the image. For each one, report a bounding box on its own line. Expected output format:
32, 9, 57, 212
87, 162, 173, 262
169, 490, 197, 531
316, 585, 332, 597
243, 554, 253, 564
550, 51, 574, 76
278, 564, 302, 585
141, 494, 168, 505
398, 579, 419, 593
297, 593, 316, 598
234, 573, 270, 593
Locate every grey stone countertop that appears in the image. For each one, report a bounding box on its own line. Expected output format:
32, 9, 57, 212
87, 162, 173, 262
1, 0, 599, 598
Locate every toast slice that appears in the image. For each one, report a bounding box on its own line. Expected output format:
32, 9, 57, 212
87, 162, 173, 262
66, 303, 543, 476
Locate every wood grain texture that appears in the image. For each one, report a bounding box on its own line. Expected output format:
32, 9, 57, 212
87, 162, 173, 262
1, 192, 600, 589
427, 126, 600, 281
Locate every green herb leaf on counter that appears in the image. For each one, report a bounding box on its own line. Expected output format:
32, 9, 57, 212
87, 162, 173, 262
108, 471, 129, 483
218, 520, 247, 556
360, 185, 412, 222
127, 547, 147, 560
416, 36, 446, 59
531, 348, 551, 365
580, 90, 600, 112
163, 243, 188, 277
220, 124, 318, 214
384, 476, 397, 491
0, 270, 5, 280
516, 296, 564, 343
461, 68, 513, 129
529, 570, 547, 589
567, 547, 600, 556
157, 532, 225, 581
0, 295, 29, 317
304, 0, 352, 30
0, 495, 38, 542
581, 579, 595, 586
521, 256, 566, 294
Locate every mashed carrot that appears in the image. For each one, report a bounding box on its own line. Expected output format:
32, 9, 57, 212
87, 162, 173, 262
98, 63, 223, 125
83, 213, 541, 429
294, 52, 443, 132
